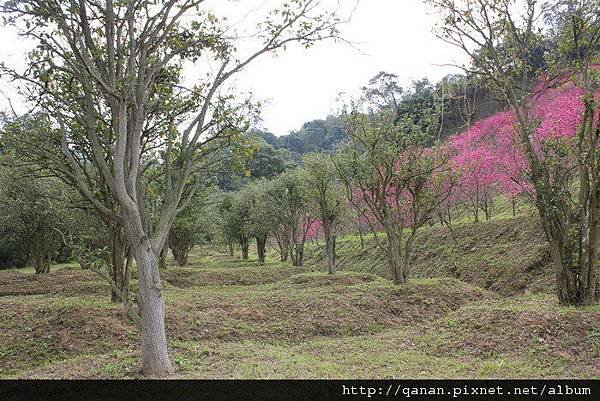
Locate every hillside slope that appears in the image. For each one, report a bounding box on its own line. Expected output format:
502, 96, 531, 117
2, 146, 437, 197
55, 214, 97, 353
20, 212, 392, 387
304, 215, 553, 296
1, 229, 599, 379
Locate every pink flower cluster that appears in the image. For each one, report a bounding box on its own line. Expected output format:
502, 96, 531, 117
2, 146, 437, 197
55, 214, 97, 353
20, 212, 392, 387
450, 83, 589, 200
304, 218, 322, 241
535, 86, 585, 141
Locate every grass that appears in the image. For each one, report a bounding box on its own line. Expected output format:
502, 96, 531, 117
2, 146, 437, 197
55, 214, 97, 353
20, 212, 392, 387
0, 216, 598, 379
305, 213, 553, 296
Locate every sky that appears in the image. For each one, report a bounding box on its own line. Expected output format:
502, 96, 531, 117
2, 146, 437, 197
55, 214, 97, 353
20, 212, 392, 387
228, 0, 467, 134
0, 0, 467, 135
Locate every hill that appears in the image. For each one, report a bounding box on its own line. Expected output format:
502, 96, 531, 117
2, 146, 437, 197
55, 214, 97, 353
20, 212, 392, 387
304, 215, 553, 296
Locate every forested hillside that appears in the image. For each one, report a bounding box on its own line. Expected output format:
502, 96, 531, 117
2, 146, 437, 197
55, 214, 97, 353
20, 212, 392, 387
250, 76, 507, 160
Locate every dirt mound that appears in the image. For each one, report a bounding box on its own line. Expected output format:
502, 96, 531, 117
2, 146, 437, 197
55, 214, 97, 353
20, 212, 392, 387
284, 272, 378, 287
166, 276, 495, 343
0, 299, 136, 377
162, 266, 310, 288
423, 298, 600, 377
0, 268, 109, 297
18, 350, 142, 379
53, 281, 112, 297
439, 309, 597, 358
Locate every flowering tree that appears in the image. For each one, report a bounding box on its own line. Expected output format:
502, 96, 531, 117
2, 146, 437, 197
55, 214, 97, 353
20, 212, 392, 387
452, 146, 499, 221
452, 85, 591, 217
336, 110, 455, 284
431, 0, 600, 304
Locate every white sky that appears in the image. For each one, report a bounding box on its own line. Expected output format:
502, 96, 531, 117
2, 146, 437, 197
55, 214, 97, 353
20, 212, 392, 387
231, 0, 467, 133
0, 0, 467, 135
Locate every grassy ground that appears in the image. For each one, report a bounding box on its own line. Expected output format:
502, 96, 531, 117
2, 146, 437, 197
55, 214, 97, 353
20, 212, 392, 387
1, 224, 598, 379
304, 212, 553, 296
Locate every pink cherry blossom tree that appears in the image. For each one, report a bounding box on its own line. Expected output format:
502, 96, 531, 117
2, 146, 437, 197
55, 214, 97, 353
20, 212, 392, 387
433, 0, 600, 304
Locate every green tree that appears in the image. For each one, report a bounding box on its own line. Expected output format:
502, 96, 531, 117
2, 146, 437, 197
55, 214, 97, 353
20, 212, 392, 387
0, 162, 71, 274
267, 169, 316, 266
1, 0, 347, 375
226, 181, 279, 264
168, 189, 217, 267
2, 113, 136, 304
362, 72, 444, 140
284, 116, 347, 154
248, 181, 279, 264
224, 189, 254, 261
301, 153, 346, 274
247, 140, 296, 179
218, 193, 237, 256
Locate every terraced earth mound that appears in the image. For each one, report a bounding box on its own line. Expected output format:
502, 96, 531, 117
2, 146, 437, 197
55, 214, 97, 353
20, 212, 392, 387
1, 249, 598, 378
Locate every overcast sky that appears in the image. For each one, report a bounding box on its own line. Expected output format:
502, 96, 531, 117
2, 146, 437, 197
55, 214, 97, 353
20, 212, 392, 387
231, 0, 467, 134
0, 0, 467, 135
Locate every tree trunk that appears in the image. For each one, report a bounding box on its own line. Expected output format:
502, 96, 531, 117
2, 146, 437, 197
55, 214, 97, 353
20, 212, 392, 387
279, 240, 289, 262
401, 229, 417, 284
159, 244, 168, 270
546, 234, 577, 305
385, 227, 405, 285
111, 229, 128, 303
483, 197, 491, 221
357, 223, 365, 250
280, 245, 289, 262
576, 96, 600, 306
33, 251, 50, 274
579, 205, 600, 305
282, 244, 289, 262
323, 220, 335, 274
240, 238, 249, 260
132, 239, 172, 377
172, 245, 190, 267
124, 252, 132, 301
256, 236, 267, 264
291, 242, 305, 267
